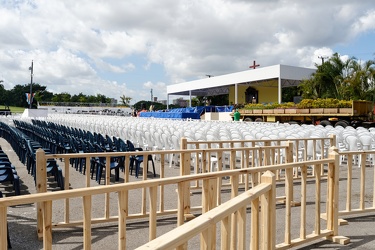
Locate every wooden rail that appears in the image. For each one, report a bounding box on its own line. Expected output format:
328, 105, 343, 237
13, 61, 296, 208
320, 148, 375, 223
34, 141, 299, 235
0, 148, 349, 249
138, 171, 276, 250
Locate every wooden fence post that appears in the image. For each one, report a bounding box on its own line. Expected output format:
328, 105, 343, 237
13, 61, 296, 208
36, 148, 47, 240
0, 206, 7, 249
327, 150, 350, 244
261, 171, 276, 250
180, 137, 192, 219
118, 190, 127, 249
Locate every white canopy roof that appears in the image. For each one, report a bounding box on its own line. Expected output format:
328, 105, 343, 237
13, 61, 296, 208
167, 64, 316, 105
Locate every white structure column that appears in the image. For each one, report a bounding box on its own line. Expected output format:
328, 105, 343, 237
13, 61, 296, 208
235, 83, 238, 104
189, 90, 192, 107
278, 77, 282, 104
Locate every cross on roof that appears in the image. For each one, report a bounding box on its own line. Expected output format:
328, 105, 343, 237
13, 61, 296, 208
249, 60, 260, 69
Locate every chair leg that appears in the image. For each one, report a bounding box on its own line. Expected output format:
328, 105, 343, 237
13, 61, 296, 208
7, 219, 11, 249
115, 168, 119, 182
59, 170, 64, 190
13, 176, 20, 196
147, 156, 156, 177
129, 158, 135, 175
135, 161, 141, 178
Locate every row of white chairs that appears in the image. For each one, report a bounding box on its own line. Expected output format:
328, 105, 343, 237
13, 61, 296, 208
14, 114, 375, 168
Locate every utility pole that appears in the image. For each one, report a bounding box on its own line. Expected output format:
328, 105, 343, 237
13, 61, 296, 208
29, 60, 33, 109
150, 88, 153, 102
318, 56, 328, 64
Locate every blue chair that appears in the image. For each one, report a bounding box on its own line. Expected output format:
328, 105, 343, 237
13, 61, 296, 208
0, 165, 20, 196
0, 191, 11, 248
127, 140, 156, 178
46, 160, 64, 190
94, 143, 122, 184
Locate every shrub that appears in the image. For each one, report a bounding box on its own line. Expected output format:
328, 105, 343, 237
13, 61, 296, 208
243, 98, 353, 110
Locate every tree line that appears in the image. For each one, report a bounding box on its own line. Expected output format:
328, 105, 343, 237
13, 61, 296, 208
0, 83, 131, 108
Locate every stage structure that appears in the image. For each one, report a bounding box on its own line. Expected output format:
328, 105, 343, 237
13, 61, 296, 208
166, 64, 316, 108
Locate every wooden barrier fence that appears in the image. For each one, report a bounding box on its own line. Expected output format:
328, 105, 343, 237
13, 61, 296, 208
0, 146, 350, 249
320, 148, 375, 224
32, 143, 296, 237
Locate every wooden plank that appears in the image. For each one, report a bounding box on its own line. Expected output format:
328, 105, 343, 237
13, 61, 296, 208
300, 165, 307, 239
64, 159, 70, 223
36, 149, 47, 240
238, 206, 246, 250
149, 186, 157, 241
83, 195, 92, 250
137, 183, 271, 250
251, 198, 259, 250
0, 206, 8, 249
230, 174, 239, 250
118, 190, 127, 250
347, 158, 352, 211
315, 164, 321, 235
285, 167, 293, 244
85, 157, 91, 187
43, 200, 53, 250
221, 216, 231, 250
360, 154, 366, 210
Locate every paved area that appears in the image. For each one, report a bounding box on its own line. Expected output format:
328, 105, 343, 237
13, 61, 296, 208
1, 137, 375, 249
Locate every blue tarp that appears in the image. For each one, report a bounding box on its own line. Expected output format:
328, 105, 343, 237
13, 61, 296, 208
140, 112, 201, 119
139, 105, 233, 119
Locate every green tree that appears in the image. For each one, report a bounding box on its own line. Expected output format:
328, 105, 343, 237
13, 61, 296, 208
299, 53, 374, 101
120, 95, 132, 106
52, 92, 72, 103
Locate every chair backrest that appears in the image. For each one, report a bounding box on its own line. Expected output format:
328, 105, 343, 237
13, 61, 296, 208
0, 166, 14, 182
359, 134, 373, 150
126, 140, 136, 151
345, 135, 360, 151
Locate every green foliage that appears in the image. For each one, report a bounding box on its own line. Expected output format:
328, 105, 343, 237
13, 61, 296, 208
281, 86, 300, 102
296, 99, 314, 108
120, 95, 132, 106
0, 83, 115, 108
244, 98, 353, 110
133, 100, 167, 111
298, 53, 375, 101
244, 102, 295, 109
244, 103, 265, 109
338, 100, 352, 108
195, 94, 229, 106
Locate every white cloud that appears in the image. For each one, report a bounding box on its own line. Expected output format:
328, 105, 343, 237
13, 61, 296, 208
0, 0, 374, 103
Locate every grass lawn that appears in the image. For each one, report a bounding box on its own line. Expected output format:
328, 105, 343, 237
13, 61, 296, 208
9, 106, 26, 113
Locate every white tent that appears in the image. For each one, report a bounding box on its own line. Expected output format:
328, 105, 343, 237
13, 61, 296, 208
166, 64, 316, 107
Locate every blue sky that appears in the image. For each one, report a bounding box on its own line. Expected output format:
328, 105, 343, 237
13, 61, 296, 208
0, 0, 374, 104
333, 32, 375, 62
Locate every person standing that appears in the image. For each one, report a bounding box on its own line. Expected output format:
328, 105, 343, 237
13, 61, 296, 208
234, 109, 241, 121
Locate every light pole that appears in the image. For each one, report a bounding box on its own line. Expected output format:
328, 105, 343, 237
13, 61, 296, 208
29, 60, 33, 109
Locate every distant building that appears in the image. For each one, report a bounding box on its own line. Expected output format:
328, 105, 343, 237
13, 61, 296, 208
157, 100, 168, 105
173, 98, 188, 107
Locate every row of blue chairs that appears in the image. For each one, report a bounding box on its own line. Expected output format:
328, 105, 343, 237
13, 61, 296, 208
0, 121, 64, 190
0, 146, 20, 196
25, 119, 155, 180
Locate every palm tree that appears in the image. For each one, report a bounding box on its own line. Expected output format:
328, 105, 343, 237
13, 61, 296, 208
120, 95, 132, 106
299, 53, 374, 101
